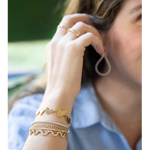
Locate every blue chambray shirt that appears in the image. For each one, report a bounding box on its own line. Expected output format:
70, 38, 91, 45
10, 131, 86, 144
8, 79, 142, 150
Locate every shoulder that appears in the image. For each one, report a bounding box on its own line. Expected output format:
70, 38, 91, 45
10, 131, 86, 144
9, 93, 44, 116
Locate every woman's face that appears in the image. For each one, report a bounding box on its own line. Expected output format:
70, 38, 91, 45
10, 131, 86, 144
104, 0, 142, 86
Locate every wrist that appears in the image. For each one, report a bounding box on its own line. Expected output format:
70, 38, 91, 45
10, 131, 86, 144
44, 86, 75, 105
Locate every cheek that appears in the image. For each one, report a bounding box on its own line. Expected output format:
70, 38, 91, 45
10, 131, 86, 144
106, 25, 141, 82
108, 28, 142, 66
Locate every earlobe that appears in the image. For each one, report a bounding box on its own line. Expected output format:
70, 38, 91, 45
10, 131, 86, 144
99, 30, 110, 58
95, 30, 108, 57
104, 49, 109, 57
99, 30, 107, 48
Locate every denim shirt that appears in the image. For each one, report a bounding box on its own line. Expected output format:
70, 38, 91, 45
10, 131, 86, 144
8, 79, 142, 150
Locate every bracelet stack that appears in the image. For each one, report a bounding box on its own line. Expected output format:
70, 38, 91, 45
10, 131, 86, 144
29, 105, 72, 140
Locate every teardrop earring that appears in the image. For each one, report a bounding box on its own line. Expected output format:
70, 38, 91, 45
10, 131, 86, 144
95, 50, 111, 76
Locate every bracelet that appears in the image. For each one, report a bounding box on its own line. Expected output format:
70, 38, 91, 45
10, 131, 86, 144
30, 128, 68, 134
31, 121, 70, 129
30, 128, 68, 140
35, 105, 71, 125
31, 124, 68, 131
30, 121, 71, 139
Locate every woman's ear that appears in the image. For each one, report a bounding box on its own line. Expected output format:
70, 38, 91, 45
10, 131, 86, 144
99, 30, 106, 46
99, 30, 108, 57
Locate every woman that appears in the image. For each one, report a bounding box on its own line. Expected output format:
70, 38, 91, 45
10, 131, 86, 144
8, 0, 142, 150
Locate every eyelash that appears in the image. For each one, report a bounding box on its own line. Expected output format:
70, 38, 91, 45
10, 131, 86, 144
138, 14, 145, 21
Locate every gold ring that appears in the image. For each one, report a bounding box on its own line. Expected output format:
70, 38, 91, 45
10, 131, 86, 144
57, 25, 69, 30
67, 28, 81, 37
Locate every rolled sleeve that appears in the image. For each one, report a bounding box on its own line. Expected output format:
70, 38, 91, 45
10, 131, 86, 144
8, 94, 43, 150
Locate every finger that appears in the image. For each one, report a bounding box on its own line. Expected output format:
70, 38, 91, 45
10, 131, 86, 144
64, 21, 102, 41
55, 13, 94, 37
73, 32, 104, 55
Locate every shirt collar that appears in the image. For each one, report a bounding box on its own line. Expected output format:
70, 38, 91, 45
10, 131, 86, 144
71, 78, 121, 133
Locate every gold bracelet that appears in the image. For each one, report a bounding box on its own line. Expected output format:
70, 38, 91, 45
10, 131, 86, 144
30, 128, 68, 140
35, 105, 71, 125
31, 124, 68, 132
31, 121, 70, 129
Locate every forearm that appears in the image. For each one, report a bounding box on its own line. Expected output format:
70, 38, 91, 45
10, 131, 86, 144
22, 91, 74, 150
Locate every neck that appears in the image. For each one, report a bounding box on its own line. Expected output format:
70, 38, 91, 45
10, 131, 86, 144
92, 69, 141, 124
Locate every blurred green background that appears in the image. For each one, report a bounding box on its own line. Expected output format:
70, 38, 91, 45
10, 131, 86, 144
8, 0, 65, 41
8, 0, 66, 101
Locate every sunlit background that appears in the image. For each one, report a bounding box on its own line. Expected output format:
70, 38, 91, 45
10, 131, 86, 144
8, 0, 65, 101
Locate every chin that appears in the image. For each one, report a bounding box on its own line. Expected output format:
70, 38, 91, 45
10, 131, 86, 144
129, 68, 142, 87
125, 57, 142, 87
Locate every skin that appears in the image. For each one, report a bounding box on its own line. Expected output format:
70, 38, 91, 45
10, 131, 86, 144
93, 0, 142, 149
23, 0, 141, 149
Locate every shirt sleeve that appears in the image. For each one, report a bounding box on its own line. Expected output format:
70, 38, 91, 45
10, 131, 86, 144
8, 94, 43, 150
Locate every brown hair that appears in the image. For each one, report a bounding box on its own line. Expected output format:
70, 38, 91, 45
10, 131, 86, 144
63, 0, 124, 85
8, 0, 125, 113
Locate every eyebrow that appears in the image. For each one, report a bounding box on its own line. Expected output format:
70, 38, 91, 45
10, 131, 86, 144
129, 4, 142, 15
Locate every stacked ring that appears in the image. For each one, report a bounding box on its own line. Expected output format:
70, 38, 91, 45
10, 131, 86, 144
67, 28, 81, 38
57, 25, 69, 30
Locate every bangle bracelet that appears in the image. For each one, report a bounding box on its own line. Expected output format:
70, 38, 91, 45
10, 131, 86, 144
31, 121, 70, 129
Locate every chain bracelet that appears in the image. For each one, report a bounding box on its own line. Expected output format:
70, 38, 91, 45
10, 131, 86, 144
31, 124, 68, 131
31, 121, 70, 129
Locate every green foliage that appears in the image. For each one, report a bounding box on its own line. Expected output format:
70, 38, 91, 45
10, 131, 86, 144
8, 0, 65, 41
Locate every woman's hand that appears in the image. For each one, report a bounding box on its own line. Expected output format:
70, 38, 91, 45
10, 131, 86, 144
45, 13, 104, 103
